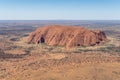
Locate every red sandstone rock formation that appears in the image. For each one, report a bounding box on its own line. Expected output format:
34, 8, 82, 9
27, 25, 107, 48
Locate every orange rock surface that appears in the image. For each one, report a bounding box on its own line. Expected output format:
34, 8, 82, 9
28, 25, 107, 48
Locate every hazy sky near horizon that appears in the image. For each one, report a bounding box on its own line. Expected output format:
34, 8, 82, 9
0, 0, 120, 20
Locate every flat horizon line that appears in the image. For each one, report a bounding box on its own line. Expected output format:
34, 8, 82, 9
0, 20, 120, 21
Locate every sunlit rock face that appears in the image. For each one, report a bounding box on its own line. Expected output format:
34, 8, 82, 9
28, 25, 107, 48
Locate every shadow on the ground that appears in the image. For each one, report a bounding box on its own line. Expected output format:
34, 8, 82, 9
0, 53, 28, 59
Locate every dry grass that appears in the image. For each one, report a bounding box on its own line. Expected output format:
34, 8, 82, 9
0, 33, 119, 80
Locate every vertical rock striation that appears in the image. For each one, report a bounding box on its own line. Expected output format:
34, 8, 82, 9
28, 25, 107, 48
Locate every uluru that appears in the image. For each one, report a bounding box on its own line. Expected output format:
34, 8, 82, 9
27, 25, 108, 48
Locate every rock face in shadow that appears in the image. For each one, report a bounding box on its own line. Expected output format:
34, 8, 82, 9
28, 25, 107, 48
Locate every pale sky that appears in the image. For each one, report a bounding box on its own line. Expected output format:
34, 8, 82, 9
0, 0, 120, 20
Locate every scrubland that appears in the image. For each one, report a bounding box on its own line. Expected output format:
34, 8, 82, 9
0, 25, 120, 80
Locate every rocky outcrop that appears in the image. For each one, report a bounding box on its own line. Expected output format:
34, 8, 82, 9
27, 25, 107, 48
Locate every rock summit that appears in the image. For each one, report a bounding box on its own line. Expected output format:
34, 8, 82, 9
28, 25, 107, 48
